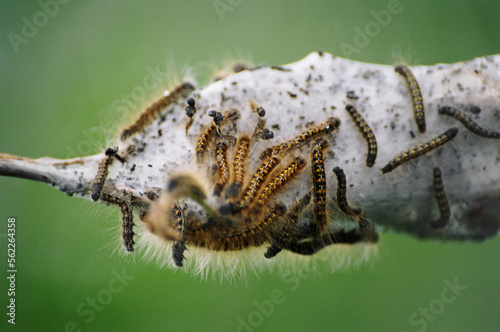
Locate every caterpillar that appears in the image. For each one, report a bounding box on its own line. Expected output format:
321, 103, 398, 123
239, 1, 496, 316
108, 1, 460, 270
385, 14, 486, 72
195, 110, 240, 160
395, 64, 426, 133
260, 117, 340, 159
345, 105, 377, 167
213, 142, 230, 196
311, 140, 328, 230
120, 82, 195, 141
381, 128, 459, 174
101, 193, 135, 252
91, 147, 124, 201
430, 167, 451, 229
332, 166, 360, 216
234, 156, 280, 211
255, 157, 305, 207
438, 106, 500, 138
226, 136, 251, 198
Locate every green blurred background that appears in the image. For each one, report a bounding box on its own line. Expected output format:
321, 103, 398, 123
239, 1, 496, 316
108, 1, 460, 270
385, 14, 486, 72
1, 1, 500, 331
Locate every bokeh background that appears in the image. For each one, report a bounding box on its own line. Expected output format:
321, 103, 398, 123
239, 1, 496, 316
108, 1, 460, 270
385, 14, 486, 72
1, 1, 500, 331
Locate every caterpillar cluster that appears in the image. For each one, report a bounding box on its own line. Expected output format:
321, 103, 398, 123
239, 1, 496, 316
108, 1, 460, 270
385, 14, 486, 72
86, 53, 498, 273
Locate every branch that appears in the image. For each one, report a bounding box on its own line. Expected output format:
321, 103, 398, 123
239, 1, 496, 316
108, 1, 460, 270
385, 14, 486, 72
0, 153, 100, 197
2, 52, 500, 243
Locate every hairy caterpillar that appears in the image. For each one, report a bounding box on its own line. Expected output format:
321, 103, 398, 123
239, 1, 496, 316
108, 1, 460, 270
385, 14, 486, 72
1, 52, 500, 279
311, 140, 328, 230
438, 106, 500, 139
381, 127, 458, 174
395, 64, 426, 133
345, 105, 378, 167
430, 167, 450, 229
